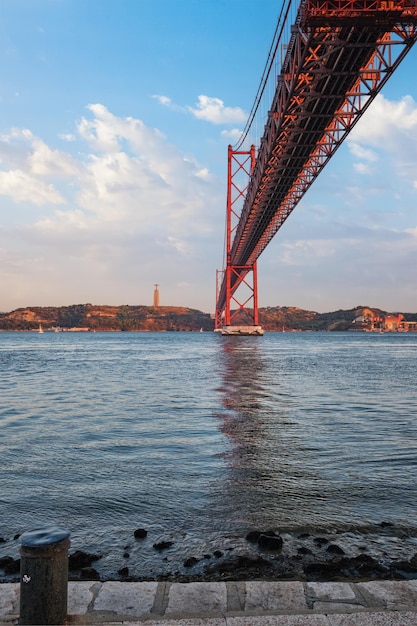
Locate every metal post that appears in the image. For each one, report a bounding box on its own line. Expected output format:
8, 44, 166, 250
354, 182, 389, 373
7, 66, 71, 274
19, 526, 70, 625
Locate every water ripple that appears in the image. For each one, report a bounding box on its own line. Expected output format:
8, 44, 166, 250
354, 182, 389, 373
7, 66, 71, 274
1, 331, 416, 578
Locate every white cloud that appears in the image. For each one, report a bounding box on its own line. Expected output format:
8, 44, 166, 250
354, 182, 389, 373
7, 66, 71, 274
188, 95, 247, 125
221, 128, 244, 142
152, 94, 172, 106
152, 94, 247, 128
349, 94, 417, 150
0, 128, 79, 179
346, 94, 417, 189
59, 133, 76, 142
405, 226, 417, 238
166, 236, 189, 254
353, 162, 374, 175
349, 142, 378, 162
0, 128, 79, 206
279, 239, 337, 266
195, 167, 210, 180
69, 104, 219, 233
77, 104, 123, 152
151, 94, 185, 114
0, 169, 65, 205
351, 94, 417, 140
33, 208, 89, 233
30, 138, 80, 177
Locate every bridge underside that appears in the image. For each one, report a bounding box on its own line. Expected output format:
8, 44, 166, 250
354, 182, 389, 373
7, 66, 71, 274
216, 0, 417, 324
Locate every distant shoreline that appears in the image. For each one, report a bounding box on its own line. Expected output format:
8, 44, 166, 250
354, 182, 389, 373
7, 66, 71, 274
0, 304, 416, 333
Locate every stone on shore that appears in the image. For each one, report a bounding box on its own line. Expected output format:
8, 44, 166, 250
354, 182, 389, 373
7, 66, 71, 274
153, 540, 173, 551
69, 550, 101, 571
245, 529, 283, 551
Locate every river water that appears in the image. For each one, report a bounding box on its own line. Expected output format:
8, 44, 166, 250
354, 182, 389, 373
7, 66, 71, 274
1, 330, 417, 580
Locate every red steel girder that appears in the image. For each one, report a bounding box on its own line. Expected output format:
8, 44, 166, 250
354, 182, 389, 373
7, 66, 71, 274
306, 0, 417, 25
226, 264, 259, 326
227, 1, 417, 272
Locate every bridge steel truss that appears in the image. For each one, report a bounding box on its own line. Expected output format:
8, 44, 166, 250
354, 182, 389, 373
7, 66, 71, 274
216, 0, 417, 328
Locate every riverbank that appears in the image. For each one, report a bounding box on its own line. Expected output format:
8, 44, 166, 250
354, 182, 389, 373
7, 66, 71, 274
2, 527, 417, 585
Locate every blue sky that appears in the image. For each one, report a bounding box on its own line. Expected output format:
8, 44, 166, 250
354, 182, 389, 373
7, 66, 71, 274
0, 0, 416, 314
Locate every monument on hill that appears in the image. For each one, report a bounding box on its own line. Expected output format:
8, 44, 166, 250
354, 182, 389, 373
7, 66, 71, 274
153, 284, 160, 307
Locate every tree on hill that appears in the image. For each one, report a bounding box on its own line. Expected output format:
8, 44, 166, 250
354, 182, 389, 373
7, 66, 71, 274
57, 304, 88, 328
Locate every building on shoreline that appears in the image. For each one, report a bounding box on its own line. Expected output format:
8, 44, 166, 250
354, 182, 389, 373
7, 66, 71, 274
353, 311, 417, 332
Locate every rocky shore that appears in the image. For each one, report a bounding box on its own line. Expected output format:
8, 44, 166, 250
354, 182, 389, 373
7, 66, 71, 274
2, 525, 417, 584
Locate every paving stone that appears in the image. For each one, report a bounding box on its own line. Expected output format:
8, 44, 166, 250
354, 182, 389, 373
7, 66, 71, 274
227, 615, 329, 625
307, 582, 357, 601
68, 581, 101, 615
4, 580, 417, 626
313, 602, 363, 612
244, 581, 308, 612
166, 582, 227, 615
141, 617, 226, 626
327, 611, 417, 625
0, 583, 19, 616
226, 581, 246, 612
356, 581, 417, 610
93, 581, 158, 617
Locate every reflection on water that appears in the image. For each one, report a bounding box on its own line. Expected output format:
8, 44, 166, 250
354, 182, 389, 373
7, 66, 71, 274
215, 337, 287, 528
213, 335, 323, 534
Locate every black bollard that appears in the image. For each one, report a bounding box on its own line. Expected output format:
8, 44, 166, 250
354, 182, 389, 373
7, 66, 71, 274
19, 526, 70, 625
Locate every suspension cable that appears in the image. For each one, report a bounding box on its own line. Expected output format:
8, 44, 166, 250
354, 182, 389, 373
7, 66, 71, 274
233, 0, 295, 151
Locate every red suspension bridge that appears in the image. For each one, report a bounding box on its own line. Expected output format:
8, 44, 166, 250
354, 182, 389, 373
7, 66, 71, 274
215, 0, 417, 335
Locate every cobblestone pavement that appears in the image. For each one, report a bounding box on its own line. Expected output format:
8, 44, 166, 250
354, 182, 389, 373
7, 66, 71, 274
2, 580, 417, 625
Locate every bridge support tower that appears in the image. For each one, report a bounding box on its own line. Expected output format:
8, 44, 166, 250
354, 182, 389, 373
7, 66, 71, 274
215, 146, 264, 336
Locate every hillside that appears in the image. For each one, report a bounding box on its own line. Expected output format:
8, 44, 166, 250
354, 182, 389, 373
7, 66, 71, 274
0, 304, 416, 332
0, 304, 213, 332
259, 305, 382, 331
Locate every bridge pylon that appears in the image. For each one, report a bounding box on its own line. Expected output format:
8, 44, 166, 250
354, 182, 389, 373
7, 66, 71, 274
215, 145, 264, 336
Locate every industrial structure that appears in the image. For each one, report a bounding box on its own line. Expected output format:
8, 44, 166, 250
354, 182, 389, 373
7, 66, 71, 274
215, 0, 417, 336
